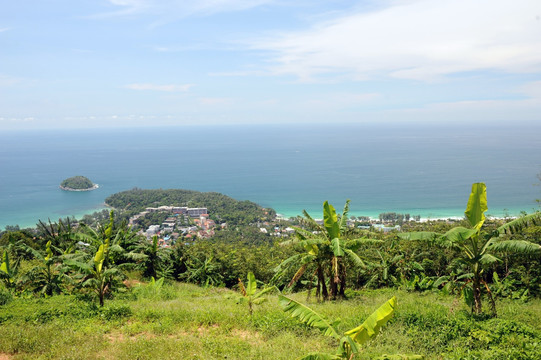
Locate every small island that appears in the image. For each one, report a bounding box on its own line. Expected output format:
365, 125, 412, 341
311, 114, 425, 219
60, 176, 99, 191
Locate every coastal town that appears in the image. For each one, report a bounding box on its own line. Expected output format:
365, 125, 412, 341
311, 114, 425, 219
127, 203, 413, 249
128, 206, 218, 246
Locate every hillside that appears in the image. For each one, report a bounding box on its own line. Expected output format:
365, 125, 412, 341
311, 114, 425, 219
1, 284, 540, 359
105, 188, 276, 225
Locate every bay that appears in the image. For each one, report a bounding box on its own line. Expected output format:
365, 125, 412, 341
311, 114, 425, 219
0, 122, 539, 229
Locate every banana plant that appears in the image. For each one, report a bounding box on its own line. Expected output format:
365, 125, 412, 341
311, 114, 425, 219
24, 240, 69, 296
276, 200, 379, 300
279, 295, 414, 359
237, 271, 277, 315
133, 235, 172, 279
66, 242, 125, 306
37, 217, 78, 253
399, 183, 541, 315
182, 255, 223, 287
0, 250, 17, 290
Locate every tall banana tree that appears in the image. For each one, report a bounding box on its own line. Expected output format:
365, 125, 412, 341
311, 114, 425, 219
276, 200, 377, 300
66, 242, 125, 306
133, 235, 172, 279
399, 183, 541, 315
279, 295, 413, 359
77, 210, 142, 269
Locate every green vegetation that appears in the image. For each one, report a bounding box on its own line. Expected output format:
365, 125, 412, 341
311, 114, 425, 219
279, 295, 405, 359
236, 271, 277, 315
400, 183, 541, 315
0, 286, 540, 359
60, 176, 96, 190
105, 188, 275, 225
0, 183, 540, 359
276, 200, 376, 301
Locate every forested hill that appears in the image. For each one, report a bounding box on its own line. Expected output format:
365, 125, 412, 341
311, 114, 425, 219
105, 188, 276, 225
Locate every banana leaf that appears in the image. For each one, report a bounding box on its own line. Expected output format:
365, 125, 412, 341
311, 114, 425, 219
344, 296, 397, 346
279, 295, 341, 339
464, 182, 487, 230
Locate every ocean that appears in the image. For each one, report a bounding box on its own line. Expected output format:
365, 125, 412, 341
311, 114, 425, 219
0, 122, 540, 229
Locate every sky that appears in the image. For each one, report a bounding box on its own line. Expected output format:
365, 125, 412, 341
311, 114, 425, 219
1, 0, 541, 129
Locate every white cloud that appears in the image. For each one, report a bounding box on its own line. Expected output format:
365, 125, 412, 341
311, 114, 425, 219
252, 0, 541, 82
0, 28, 10, 32
100, 0, 274, 18
124, 83, 193, 92
377, 80, 541, 123
301, 92, 380, 109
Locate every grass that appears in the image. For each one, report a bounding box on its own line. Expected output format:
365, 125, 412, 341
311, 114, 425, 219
0, 283, 540, 359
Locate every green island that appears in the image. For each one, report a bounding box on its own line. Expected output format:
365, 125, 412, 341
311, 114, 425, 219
59, 176, 98, 191
1, 183, 540, 359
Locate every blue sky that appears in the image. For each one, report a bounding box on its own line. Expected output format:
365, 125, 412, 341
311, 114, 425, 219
1, 0, 541, 129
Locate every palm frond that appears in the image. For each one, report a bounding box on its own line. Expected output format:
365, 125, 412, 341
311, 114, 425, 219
489, 240, 541, 254
344, 296, 397, 346
279, 295, 341, 339
302, 210, 325, 232
497, 212, 541, 235
479, 253, 501, 265
273, 254, 303, 273
443, 227, 478, 244
253, 285, 278, 299
338, 200, 351, 233
343, 248, 366, 268
330, 238, 344, 257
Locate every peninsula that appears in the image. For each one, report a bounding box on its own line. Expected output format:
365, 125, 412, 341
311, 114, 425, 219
60, 176, 98, 191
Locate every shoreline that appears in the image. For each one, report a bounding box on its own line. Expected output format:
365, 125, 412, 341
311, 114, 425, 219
2, 203, 536, 231
276, 214, 521, 222
59, 184, 99, 192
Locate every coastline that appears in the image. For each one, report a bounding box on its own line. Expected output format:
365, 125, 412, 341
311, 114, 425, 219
59, 184, 99, 192
274, 206, 538, 222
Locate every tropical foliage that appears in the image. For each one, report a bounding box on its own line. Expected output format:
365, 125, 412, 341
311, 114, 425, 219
1, 183, 540, 358
104, 188, 275, 225
236, 271, 276, 315
276, 200, 377, 300
400, 183, 541, 314
60, 176, 95, 190
278, 295, 422, 359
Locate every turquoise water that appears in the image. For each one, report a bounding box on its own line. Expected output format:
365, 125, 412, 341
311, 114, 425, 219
1, 122, 540, 229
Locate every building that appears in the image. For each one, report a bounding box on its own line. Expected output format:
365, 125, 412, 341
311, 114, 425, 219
187, 207, 208, 217
146, 225, 160, 236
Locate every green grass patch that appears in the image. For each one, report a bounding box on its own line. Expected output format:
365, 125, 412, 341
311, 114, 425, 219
0, 283, 540, 359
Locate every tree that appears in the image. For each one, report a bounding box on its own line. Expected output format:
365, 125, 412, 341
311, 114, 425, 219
66, 211, 127, 306
37, 217, 78, 253
67, 243, 125, 306
182, 255, 224, 287
400, 183, 541, 315
134, 235, 172, 279
77, 210, 141, 268
25, 241, 69, 296
276, 200, 376, 300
